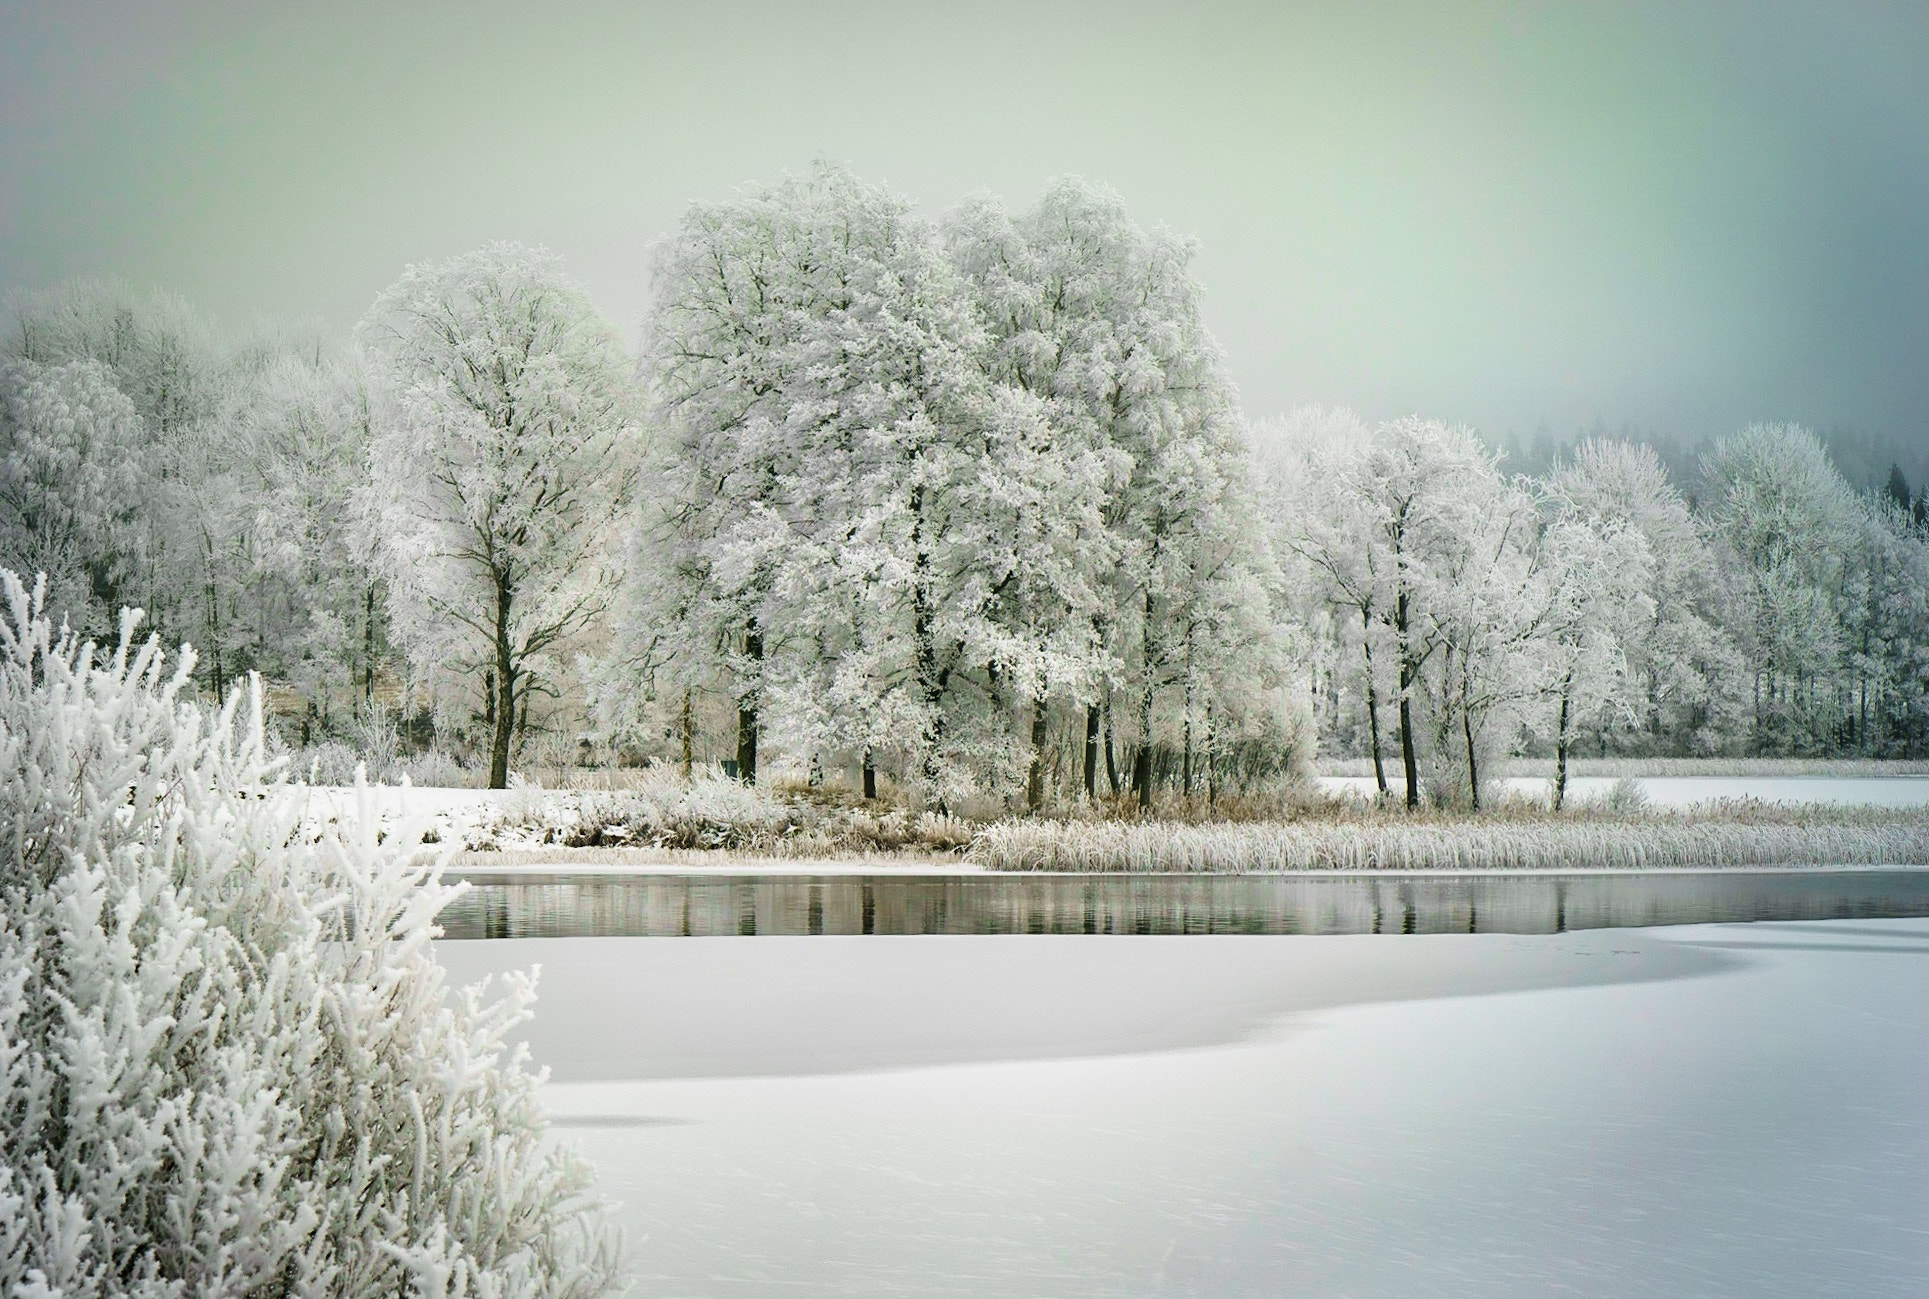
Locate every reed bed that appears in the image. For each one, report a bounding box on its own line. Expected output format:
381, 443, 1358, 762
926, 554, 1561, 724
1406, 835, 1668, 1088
1317, 756, 1929, 779
969, 814, 1929, 873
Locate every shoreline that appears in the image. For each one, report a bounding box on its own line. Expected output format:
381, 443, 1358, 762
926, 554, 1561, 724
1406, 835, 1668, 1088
445, 859, 1929, 880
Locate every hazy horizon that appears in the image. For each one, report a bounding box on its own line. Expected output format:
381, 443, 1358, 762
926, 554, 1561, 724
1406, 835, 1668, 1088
5, 1, 1927, 451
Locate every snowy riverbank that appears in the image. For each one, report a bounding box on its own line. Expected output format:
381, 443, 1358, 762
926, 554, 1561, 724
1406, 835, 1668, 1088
289, 777, 1929, 879
438, 920, 1929, 1296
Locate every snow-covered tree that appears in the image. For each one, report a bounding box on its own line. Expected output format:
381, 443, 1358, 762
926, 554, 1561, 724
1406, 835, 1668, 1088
222, 345, 385, 734
1530, 510, 1654, 807
1838, 495, 1929, 755
3, 282, 226, 670
0, 570, 621, 1295
1257, 407, 1393, 791
638, 165, 992, 795
1547, 439, 1743, 755
360, 243, 638, 788
0, 358, 145, 636
1347, 418, 1498, 806
949, 178, 1280, 809
1700, 424, 1859, 752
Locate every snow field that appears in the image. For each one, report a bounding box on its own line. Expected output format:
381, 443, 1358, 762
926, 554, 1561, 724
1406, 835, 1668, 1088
436, 920, 1929, 1297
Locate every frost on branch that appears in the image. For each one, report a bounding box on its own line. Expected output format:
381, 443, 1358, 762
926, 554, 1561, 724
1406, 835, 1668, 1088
0, 570, 621, 1297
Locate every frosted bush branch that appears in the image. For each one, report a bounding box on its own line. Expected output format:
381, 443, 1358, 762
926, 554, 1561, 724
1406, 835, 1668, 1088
0, 570, 622, 1297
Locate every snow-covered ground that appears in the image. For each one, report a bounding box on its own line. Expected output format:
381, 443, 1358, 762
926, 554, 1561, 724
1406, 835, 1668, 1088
1320, 773, 1929, 807
437, 921, 1929, 1296
291, 775, 1929, 875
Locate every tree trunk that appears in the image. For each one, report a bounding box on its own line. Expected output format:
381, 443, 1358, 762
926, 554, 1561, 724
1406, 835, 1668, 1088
679, 688, 694, 780
1553, 676, 1572, 811
736, 623, 762, 786
1397, 687, 1419, 809
1462, 705, 1481, 813
862, 747, 877, 801
1027, 694, 1049, 811
1136, 588, 1155, 811
1083, 704, 1100, 800
363, 584, 377, 710
1104, 700, 1120, 795
1181, 686, 1194, 796
1134, 686, 1154, 812
1205, 700, 1218, 806
488, 577, 515, 789
909, 483, 946, 803
1361, 607, 1388, 797
1396, 590, 1420, 809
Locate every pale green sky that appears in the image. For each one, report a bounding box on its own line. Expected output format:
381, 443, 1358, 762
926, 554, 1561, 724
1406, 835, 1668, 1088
4, 1, 1927, 443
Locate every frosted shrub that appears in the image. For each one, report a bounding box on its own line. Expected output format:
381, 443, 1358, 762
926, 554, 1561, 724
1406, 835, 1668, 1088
0, 574, 621, 1297
565, 771, 792, 849
402, 749, 471, 788
298, 737, 366, 785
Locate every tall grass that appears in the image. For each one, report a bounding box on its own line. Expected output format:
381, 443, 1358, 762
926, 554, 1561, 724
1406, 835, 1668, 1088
1319, 756, 1929, 779
969, 809, 1929, 873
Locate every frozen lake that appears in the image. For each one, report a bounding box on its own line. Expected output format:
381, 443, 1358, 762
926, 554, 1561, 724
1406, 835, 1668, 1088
438, 867, 1929, 939
1320, 773, 1929, 807
434, 920, 1929, 1296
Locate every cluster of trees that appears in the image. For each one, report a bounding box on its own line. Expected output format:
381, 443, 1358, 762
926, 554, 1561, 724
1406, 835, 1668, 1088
1267, 414, 1929, 805
1, 282, 385, 732
4, 164, 1928, 803
617, 167, 1286, 809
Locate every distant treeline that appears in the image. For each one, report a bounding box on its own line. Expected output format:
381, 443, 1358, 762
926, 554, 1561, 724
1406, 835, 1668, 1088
4, 163, 1927, 804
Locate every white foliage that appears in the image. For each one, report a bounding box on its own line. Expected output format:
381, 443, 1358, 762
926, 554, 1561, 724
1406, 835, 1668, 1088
0, 571, 621, 1297
0, 359, 145, 635
360, 243, 638, 785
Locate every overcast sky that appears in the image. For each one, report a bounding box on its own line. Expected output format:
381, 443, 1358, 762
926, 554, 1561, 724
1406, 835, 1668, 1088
4, 1, 1927, 445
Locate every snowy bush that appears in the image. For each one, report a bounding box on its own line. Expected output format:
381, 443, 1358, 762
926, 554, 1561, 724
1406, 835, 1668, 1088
0, 573, 621, 1297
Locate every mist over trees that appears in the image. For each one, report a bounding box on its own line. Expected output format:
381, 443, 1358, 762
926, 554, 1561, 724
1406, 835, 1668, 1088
5, 165, 1929, 801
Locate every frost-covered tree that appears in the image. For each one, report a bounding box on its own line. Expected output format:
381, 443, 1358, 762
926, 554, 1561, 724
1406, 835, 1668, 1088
949, 178, 1279, 809
1258, 407, 1393, 791
1350, 419, 1497, 806
1548, 439, 1743, 754
222, 345, 386, 733
1531, 511, 1654, 807
1838, 495, 1929, 755
638, 165, 995, 795
361, 243, 638, 788
1407, 461, 1552, 810
0, 358, 145, 635
0, 570, 621, 1296
3, 282, 226, 670
1700, 424, 1859, 752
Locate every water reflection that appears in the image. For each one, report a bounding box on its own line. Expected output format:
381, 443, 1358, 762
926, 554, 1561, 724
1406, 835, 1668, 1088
439, 869, 1929, 940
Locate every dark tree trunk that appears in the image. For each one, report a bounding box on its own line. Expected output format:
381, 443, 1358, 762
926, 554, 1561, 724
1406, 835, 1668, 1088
1362, 608, 1388, 797
363, 584, 377, 709
1463, 705, 1481, 813
1396, 590, 1420, 809
679, 688, 694, 780
736, 624, 762, 786
908, 482, 948, 803
1027, 694, 1049, 811
1204, 701, 1217, 806
488, 576, 516, 790
1083, 704, 1100, 799
1136, 589, 1155, 811
862, 747, 877, 801
1104, 703, 1120, 795
1553, 676, 1572, 811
